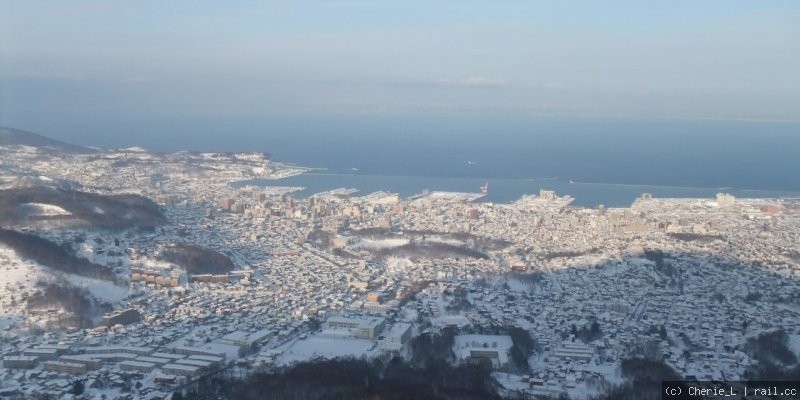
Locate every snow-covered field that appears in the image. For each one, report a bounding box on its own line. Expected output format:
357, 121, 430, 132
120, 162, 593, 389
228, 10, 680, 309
277, 335, 379, 365
18, 202, 71, 216
351, 236, 470, 251
454, 334, 513, 368
454, 334, 513, 353
351, 238, 410, 250
426, 236, 467, 247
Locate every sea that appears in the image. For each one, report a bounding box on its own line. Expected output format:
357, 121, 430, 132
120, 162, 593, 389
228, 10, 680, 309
52, 116, 800, 207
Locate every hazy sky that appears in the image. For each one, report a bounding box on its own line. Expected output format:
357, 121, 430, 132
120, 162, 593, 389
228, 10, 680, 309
1, 0, 799, 132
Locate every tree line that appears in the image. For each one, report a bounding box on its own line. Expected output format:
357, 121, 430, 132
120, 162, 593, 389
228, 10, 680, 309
158, 244, 235, 275
180, 356, 501, 400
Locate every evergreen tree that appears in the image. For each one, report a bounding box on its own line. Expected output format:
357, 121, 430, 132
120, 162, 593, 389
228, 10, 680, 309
71, 379, 84, 395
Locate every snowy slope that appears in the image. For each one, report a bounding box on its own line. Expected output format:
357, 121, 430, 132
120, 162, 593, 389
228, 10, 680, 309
0, 245, 47, 330
0, 242, 129, 331
18, 202, 72, 217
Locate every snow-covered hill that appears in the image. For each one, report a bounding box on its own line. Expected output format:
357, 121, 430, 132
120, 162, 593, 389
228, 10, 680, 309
0, 243, 129, 332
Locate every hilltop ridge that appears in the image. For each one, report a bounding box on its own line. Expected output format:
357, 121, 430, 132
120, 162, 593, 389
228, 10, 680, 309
0, 126, 93, 153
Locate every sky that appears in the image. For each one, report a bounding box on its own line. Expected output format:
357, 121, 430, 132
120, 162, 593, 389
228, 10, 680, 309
1, 0, 799, 138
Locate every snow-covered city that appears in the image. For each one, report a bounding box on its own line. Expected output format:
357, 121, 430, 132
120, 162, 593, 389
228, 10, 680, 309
2, 129, 800, 399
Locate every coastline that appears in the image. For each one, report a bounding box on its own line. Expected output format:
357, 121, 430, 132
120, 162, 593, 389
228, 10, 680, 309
235, 171, 800, 208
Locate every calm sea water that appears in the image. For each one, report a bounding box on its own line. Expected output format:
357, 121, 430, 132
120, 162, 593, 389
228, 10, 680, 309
42, 115, 800, 206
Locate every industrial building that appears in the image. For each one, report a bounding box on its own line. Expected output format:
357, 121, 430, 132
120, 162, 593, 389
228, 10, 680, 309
83, 346, 153, 356
188, 354, 224, 367
43, 361, 87, 375
101, 308, 142, 327
135, 356, 172, 366
175, 358, 213, 369
2, 356, 38, 369
169, 345, 226, 359
22, 348, 59, 360
59, 355, 102, 370
161, 363, 200, 377
217, 331, 252, 347
551, 341, 594, 362
382, 323, 412, 351
119, 360, 157, 373
324, 316, 386, 339
716, 193, 736, 208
